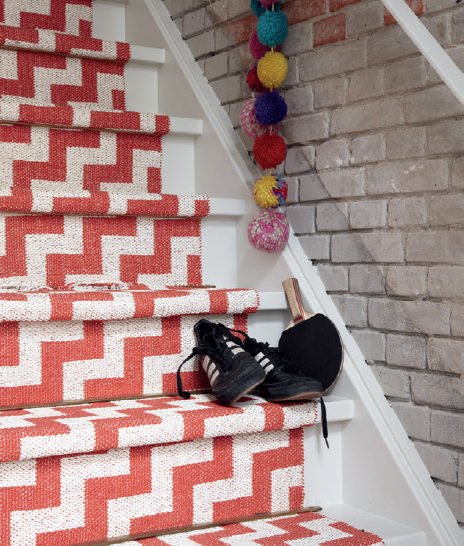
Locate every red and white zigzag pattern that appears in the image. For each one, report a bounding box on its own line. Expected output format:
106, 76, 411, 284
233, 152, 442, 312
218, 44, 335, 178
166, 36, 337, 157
0, 0, 93, 37
0, 311, 258, 408
0, 124, 165, 193
0, 102, 169, 134
0, 214, 203, 287
129, 512, 385, 545
0, 49, 126, 110
0, 394, 316, 461
0, 25, 131, 61
0, 429, 304, 546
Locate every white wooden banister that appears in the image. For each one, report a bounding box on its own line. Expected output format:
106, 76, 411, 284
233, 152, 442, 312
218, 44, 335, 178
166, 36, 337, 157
380, 0, 464, 104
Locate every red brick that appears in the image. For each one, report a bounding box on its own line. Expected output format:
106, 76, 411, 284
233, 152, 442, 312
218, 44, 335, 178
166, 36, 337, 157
220, 14, 256, 45
282, 0, 326, 26
385, 0, 424, 25
330, 0, 363, 13
314, 13, 346, 47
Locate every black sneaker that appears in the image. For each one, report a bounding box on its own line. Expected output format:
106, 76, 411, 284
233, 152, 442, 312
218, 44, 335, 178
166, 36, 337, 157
242, 335, 323, 402
177, 319, 266, 406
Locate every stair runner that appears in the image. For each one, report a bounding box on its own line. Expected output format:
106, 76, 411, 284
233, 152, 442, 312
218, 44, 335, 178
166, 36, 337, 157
0, 2, 379, 546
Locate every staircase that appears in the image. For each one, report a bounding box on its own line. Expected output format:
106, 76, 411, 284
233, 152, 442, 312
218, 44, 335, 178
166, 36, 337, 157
0, 1, 461, 545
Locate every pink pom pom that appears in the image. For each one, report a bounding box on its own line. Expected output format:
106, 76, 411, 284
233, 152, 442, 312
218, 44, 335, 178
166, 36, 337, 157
249, 30, 281, 60
259, 0, 275, 6
240, 98, 281, 139
248, 209, 290, 252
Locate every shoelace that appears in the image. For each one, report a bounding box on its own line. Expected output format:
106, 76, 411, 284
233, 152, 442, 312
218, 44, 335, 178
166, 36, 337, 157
176, 325, 240, 399
320, 397, 329, 449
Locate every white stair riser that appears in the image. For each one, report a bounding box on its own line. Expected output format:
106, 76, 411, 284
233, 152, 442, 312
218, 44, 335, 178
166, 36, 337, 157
125, 61, 159, 114
93, 0, 127, 42
161, 133, 195, 194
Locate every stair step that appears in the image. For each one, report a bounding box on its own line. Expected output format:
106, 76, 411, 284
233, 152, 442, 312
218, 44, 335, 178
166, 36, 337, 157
0, 393, 331, 462
110, 509, 387, 546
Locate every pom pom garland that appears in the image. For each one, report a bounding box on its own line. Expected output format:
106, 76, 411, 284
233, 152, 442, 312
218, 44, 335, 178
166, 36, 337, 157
257, 51, 288, 90
253, 174, 288, 208
253, 133, 287, 170
250, 0, 281, 17
255, 89, 287, 126
259, 0, 275, 6
248, 209, 290, 252
240, 98, 281, 139
246, 63, 270, 93
257, 10, 288, 47
249, 29, 280, 60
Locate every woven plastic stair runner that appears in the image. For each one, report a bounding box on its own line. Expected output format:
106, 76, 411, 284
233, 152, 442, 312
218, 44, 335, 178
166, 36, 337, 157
119, 511, 385, 545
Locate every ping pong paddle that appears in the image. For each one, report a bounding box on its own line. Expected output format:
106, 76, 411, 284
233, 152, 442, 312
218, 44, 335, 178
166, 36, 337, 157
279, 278, 343, 394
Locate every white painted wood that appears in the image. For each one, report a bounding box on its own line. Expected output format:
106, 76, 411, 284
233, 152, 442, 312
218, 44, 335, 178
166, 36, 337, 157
208, 198, 245, 217
126, 47, 165, 114
92, 0, 126, 41
169, 117, 202, 136
161, 133, 195, 195
380, 0, 464, 104
201, 216, 237, 288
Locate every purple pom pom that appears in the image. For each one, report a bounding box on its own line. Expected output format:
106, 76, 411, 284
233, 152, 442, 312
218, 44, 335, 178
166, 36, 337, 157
254, 90, 287, 126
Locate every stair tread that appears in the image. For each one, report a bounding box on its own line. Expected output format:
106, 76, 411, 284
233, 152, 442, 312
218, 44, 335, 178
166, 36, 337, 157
0, 393, 348, 463
0, 285, 259, 322
0, 23, 131, 62
110, 508, 387, 545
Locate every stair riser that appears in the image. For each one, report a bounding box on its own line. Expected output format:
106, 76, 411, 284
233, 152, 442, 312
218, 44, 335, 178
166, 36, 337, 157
0, 314, 246, 409
0, 0, 93, 37
0, 213, 202, 287
0, 49, 126, 110
1, 428, 304, 546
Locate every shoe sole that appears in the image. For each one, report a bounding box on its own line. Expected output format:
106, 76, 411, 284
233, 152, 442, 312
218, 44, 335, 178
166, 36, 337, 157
267, 390, 323, 402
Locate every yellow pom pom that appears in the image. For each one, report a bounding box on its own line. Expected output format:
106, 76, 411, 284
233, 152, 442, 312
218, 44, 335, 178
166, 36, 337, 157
254, 174, 280, 208
257, 51, 288, 90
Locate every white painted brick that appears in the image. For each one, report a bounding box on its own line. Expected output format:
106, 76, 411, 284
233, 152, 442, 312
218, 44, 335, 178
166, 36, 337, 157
332, 294, 368, 327
186, 30, 214, 58
423, 12, 451, 45
284, 86, 314, 116
452, 157, 464, 190
316, 202, 349, 231
183, 8, 205, 37
459, 454, 464, 488
281, 112, 330, 144
285, 205, 316, 234
411, 372, 464, 410
283, 56, 299, 88
368, 299, 451, 335
347, 0, 384, 37
164, 0, 194, 17
385, 56, 426, 94
371, 365, 411, 399
316, 140, 350, 170
300, 40, 366, 82
407, 230, 464, 265
386, 265, 427, 297
350, 199, 387, 229
228, 43, 253, 74
299, 234, 331, 260
432, 411, 464, 448
406, 85, 464, 124
352, 329, 386, 361
367, 23, 418, 65
285, 146, 315, 175
204, 51, 228, 80
350, 265, 386, 294
453, 8, 464, 43
299, 174, 330, 202
388, 197, 427, 227
436, 483, 464, 524
386, 333, 426, 369
414, 442, 458, 483
390, 402, 430, 441
316, 169, 365, 198
205, 0, 250, 26
429, 195, 464, 226
210, 74, 241, 103
347, 67, 384, 102
314, 76, 347, 109
228, 101, 242, 128
427, 338, 464, 375
317, 265, 349, 292
366, 159, 449, 195
428, 119, 464, 154
332, 232, 404, 263
429, 45, 464, 84
282, 20, 313, 56
331, 98, 404, 135
285, 176, 299, 204
351, 133, 385, 165
451, 304, 464, 337
429, 266, 464, 299
386, 126, 426, 160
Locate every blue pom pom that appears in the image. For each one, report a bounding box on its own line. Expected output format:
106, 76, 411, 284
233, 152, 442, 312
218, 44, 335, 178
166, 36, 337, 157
255, 90, 287, 126
250, 0, 281, 18
257, 10, 288, 47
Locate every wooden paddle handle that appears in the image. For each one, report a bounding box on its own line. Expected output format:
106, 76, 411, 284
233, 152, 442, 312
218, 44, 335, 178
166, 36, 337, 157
282, 278, 306, 324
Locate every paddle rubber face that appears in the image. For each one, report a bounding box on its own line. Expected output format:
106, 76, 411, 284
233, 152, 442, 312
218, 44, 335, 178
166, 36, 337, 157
278, 313, 343, 394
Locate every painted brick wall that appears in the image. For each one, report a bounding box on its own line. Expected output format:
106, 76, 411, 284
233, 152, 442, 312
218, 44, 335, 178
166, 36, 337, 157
163, 0, 464, 528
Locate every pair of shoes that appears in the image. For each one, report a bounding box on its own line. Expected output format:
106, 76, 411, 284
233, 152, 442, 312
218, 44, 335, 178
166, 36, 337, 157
177, 319, 323, 406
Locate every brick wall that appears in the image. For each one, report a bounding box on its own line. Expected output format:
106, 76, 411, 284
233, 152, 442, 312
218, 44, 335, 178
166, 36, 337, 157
162, 0, 464, 527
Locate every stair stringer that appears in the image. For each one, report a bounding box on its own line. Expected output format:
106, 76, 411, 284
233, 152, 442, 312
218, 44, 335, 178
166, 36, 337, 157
133, 0, 463, 544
